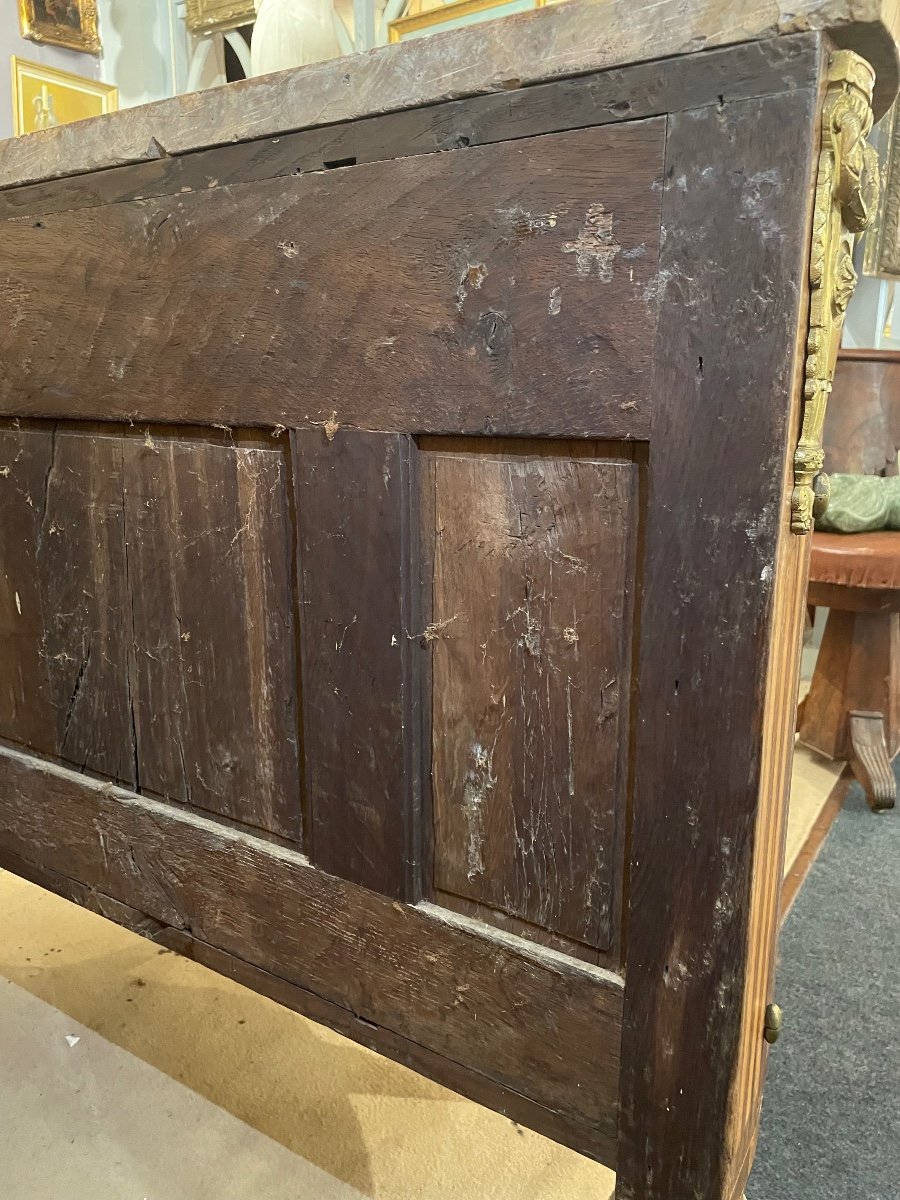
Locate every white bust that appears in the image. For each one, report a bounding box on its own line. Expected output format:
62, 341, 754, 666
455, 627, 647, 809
251, 0, 342, 76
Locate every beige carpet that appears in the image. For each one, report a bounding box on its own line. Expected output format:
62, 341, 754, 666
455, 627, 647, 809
0, 870, 616, 1200
0, 739, 841, 1200
783, 743, 844, 872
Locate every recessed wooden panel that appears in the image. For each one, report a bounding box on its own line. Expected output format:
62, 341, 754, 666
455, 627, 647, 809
0, 422, 302, 840
293, 429, 419, 898
0, 121, 664, 438
124, 432, 301, 841
0, 426, 57, 755
0, 424, 134, 781
426, 450, 637, 949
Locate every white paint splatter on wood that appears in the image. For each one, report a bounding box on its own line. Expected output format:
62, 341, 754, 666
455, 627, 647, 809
463, 742, 495, 880
456, 262, 487, 310
563, 204, 621, 281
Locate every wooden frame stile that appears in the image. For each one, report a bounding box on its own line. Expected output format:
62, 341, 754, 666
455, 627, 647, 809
618, 42, 880, 1200
725, 49, 880, 1197
0, 5, 892, 1198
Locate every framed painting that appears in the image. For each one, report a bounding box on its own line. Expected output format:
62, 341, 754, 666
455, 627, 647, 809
185, 0, 256, 34
863, 97, 900, 278
18, 0, 101, 55
389, 0, 545, 42
11, 57, 117, 136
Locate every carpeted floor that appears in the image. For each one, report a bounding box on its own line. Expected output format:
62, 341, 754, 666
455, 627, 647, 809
749, 766, 900, 1200
0, 754, 891, 1199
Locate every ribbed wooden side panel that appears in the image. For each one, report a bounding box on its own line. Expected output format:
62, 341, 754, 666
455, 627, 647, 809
723, 75, 822, 1176
726, 521, 811, 1194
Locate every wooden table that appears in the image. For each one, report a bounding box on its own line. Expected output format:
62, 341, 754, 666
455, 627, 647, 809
0, 2, 895, 1197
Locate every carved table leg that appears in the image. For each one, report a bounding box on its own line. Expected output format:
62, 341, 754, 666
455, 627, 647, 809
849, 711, 896, 811
799, 610, 900, 796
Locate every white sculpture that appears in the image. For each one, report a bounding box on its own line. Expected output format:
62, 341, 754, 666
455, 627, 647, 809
250, 0, 343, 76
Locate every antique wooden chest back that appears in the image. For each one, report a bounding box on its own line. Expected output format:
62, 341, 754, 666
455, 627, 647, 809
0, 2, 895, 1196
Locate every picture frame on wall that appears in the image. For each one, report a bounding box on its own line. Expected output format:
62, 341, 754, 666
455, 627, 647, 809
389, 0, 545, 42
185, 0, 257, 34
863, 96, 900, 279
18, 0, 101, 56
11, 57, 117, 136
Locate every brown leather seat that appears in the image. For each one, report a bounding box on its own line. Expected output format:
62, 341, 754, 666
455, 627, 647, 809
810, 530, 900, 592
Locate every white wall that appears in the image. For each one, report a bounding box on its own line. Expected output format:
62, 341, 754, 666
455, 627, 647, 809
100, 0, 179, 109
0, 25, 102, 140
0, 0, 207, 143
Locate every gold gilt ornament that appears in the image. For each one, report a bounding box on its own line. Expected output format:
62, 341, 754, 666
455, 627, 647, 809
792, 50, 880, 534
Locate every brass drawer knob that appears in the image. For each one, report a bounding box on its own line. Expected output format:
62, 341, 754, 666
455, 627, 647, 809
764, 1003, 783, 1045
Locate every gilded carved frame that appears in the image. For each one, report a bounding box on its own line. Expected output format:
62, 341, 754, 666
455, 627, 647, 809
792, 50, 880, 534
185, 0, 256, 34
862, 95, 900, 279
18, 0, 101, 55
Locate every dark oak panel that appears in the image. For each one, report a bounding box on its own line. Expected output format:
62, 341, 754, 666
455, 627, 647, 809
124, 432, 301, 841
293, 429, 420, 897
0, 426, 57, 755
616, 87, 820, 1200
427, 451, 636, 949
0, 425, 134, 780
0, 122, 664, 438
0, 423, 302, 840
0, 37, 820, 221
0, 742, 623, 1166
0, 10, 889, 191
37, 428, 135, 781
0, 32, 843, 1199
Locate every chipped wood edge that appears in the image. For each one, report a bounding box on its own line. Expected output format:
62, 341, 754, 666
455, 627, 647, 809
0, 0, 897, 191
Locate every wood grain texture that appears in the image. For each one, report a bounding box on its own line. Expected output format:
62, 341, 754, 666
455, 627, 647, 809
124, 431, 301, 840
616, 85, 820, 1200
0, 742, 624, 1166
0, 426, 57, 755
808, 577, 900, 610
725, 434, 812, 1198
0, 34, 847, 1192
430, 887, 601, 965
0, 423, 302, 840
848, 709, 897, 808
293, 429, 420, 898
0, 123, 664, 438
0, 0, 893, 190
798, 609, 900, 759
427, 451, 637, 950
36, 428, 135, 781
0, 36, 822, 222
0, 425, 134, 781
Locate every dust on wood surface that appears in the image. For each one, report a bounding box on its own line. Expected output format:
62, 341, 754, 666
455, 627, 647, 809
0, 0, 894, 190
427, 451, 636, 951
0, 423, 301, 842
0, 123, 664, 439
